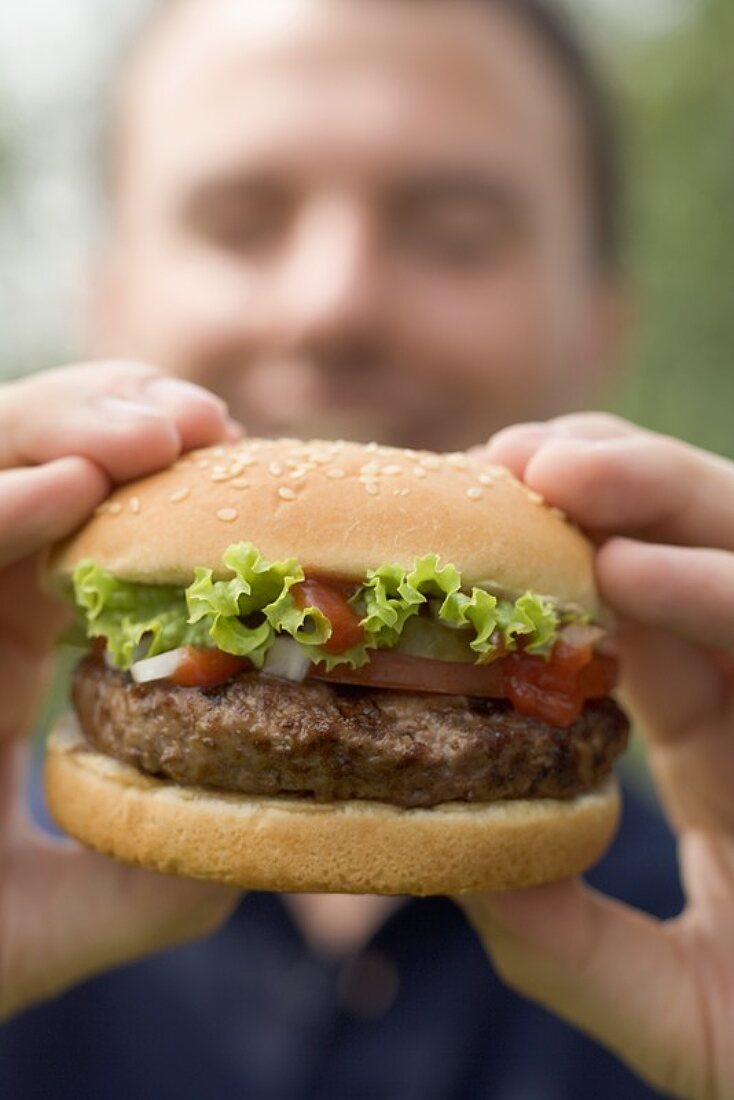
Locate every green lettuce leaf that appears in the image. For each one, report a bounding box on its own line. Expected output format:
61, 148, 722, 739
71, 544, 566, 672
72, 561, 210, 667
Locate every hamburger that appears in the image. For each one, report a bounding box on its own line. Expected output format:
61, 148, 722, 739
45, 437, 628, 895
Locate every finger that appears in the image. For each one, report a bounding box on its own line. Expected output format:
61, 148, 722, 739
613, 620, 734, 831
475, 415, 734, 552
0, 556, 71, 745
2, 828, 240, 1021
459, 882, 704, 1100
519, 436, 734, 550
0, 362, 232, 480
472, 413, 637, 477
599, 537, 734, 650
0, 457, 109, 569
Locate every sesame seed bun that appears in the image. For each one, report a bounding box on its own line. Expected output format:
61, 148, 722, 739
45, 718, 620, 895
46, 437, 620, 896
49, 437, 599, 616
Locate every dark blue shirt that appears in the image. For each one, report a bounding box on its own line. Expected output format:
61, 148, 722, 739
1, 779, 682, 1100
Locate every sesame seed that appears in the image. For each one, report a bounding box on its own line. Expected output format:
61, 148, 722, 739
360, 461, 380, 476
278, 486, 297, 501
210, 446, 226, 458
170, 488, 190, 503
527, 490, 544, 504
382, 464, 402, 476
288, 467, 309, 480
447, 453, 469, 469
549, 506, 566, 521
268, 461, 283, 476
94, 503, 111, 516
129, 497, 141, 515
421, 456, 441, 470
108, 502, 123, 515
217, 508, 238, 523
466, 487, 483, 500
230, 478, 250, 490
364, 482, 379, 496
393, 487, 411, 497
325, 467, 346, 479
366, 441, 380, 452
479, 472, 495, 486
229, 461, 244, 476
196, 459, 210, 469
412, 466, 428, 479
210, 472, 231, 482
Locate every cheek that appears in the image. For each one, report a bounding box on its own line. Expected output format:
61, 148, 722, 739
393, 263, 568, 388
120, 242, 262, 377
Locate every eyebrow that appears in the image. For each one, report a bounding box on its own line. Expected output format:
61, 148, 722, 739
387, 171, 532, 221
179, 173, 293, 220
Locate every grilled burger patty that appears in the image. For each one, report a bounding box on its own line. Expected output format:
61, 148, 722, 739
72, 657, 628, 809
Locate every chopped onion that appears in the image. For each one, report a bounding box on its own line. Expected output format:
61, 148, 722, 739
130, 648, 187, 684
560, 623, 606, 648
262, 636, 312, 682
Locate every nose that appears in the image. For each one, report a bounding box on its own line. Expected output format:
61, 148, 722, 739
276, 194, 382, 356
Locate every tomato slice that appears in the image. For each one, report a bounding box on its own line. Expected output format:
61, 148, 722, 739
309, 649, 505, 696
311, 642, 618, 728
168, 647, 251, 688
292, 578, 365, 654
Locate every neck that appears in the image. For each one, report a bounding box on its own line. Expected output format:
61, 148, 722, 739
284, 893, 399, 957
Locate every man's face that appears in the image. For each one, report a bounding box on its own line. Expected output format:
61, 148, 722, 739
101, 0, 619, 450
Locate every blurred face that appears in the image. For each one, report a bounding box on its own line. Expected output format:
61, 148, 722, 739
100, 0, 620, 449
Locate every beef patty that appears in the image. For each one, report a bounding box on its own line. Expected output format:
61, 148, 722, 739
71, 657, 628, 809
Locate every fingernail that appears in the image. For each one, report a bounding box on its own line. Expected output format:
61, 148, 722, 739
145, 377, 227, 413
225, 418, 246, 441
96, 396, 165, 422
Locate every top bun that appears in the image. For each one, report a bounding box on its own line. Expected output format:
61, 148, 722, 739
50, 438, 599, 615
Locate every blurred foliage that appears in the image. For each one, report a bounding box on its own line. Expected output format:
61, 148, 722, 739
612, 0, 734, 458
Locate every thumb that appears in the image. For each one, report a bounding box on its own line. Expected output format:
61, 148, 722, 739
4, 833, 240, 1020
458, 881, 702, 1099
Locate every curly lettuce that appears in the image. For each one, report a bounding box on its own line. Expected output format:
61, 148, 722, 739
71, 543, 567, 672
72, 561, 211, 668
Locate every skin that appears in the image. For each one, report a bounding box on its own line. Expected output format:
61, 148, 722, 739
464, 414, 734, 1100
0, 362, 241, 1019
95, 0, 622, 449
3, 2, 733, 1096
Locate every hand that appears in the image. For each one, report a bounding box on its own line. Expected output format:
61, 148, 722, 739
0, 361, 241, 1020
461, 413, 734, 1100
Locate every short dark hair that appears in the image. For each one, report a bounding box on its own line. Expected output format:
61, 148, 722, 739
485, 0, 621, 270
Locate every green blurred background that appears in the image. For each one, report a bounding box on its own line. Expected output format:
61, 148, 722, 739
607, 0, 733, 458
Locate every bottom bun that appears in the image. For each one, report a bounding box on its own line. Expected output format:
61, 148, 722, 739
44, 716, 621, 896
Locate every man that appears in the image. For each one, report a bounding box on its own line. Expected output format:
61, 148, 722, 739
0, 1, 690, 1096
